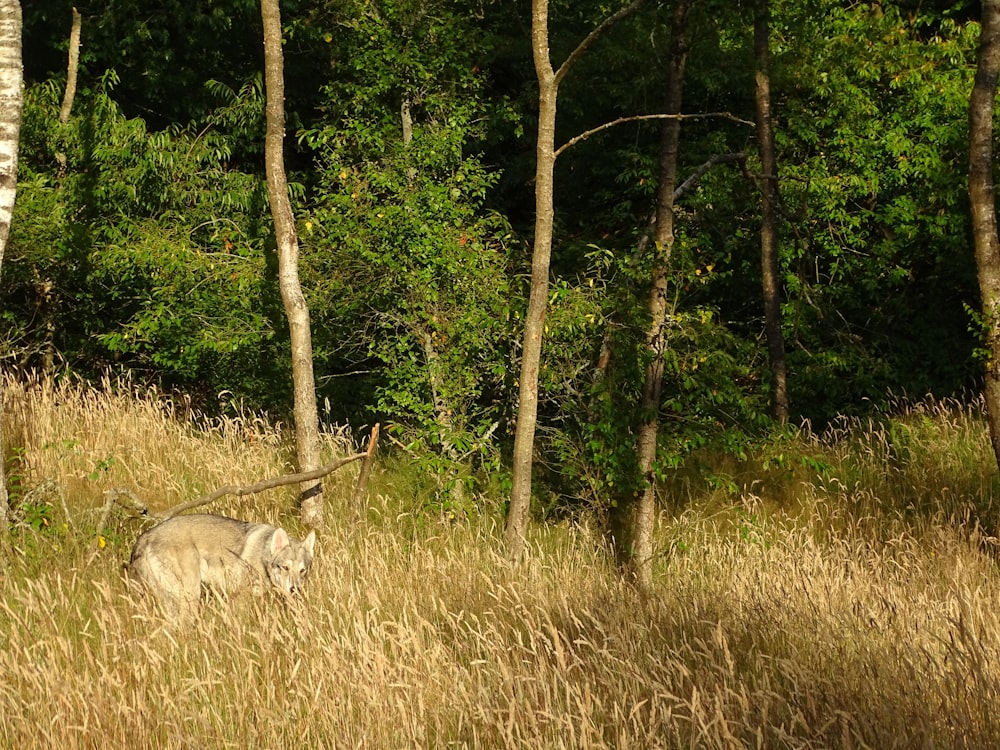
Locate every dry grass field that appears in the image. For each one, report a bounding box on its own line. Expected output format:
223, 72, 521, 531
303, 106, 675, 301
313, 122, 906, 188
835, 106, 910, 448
2, 377, 1000, 748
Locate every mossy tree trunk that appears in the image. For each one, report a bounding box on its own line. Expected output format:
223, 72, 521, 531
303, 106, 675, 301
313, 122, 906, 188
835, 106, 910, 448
754, 0, 788, 424
611, 0, 691, 586
970, 0, 1000, 472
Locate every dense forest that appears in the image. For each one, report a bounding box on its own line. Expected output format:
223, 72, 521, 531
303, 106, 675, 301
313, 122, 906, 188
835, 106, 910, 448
5, 0, 990, 519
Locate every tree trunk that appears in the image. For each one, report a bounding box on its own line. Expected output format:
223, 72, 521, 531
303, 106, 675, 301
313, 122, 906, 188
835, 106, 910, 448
400, 96, 414, 146
261, 0, 324, 526
504, 0, 557, 560
504, 0, 645, 559
754, 0, 788, 424
0, 0, 23, 535
58, 7, 81, 124
611, 0, 691, 586
970, 0, 1000, 470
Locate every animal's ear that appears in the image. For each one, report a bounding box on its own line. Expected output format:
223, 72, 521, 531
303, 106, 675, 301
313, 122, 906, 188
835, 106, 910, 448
271, 528, 290, 554
303, 529, 316, 555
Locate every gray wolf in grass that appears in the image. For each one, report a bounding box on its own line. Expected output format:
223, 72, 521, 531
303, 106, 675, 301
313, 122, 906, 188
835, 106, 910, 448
128, 514, 316, 621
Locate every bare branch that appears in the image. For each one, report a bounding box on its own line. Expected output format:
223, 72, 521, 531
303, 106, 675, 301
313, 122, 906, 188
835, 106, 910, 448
555, 0, 646, 86
156, 452, 368, 521
555, 113, 754, 158
628, 153, 746, 269
673, 152, 746, 201
350, 423, 380, 519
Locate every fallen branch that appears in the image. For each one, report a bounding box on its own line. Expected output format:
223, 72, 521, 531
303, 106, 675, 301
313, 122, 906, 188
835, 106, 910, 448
92, 443, 376, 545
93, 487, 149, 544
155, 451, 369, 521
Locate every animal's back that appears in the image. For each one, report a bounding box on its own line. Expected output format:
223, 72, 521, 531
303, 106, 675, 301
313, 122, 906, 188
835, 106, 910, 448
127, 513, 315, 622
128, 514, 262, 620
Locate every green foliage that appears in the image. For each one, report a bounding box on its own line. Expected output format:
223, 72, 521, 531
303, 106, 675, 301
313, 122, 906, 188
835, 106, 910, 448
295, 0, 522, 473
541, 0, 982, 426
537, 232, 770, 515
7, 0, 993, 525
770, 1, 980, 419
296, 0, 503, 138
6, 74, 287, 406
304, 118, 517, 452
24, 0, 265, 127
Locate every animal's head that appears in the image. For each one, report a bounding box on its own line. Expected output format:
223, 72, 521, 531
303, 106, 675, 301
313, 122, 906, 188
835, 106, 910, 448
265, 528, 317, 596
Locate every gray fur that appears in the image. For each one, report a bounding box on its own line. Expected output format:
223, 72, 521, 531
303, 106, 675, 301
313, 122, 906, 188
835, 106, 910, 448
128, 514, 316, 621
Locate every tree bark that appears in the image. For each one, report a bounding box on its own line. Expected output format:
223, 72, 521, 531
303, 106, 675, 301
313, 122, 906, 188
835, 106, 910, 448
504, 0, 557, 560
754, 0, 788, 424
970, 0, 1000, 470
504, 0, 646, 560
58, 8, 81, 124
611, 0, 691, 586
0, 0, 22, 535
400, 96, 414, 146
261, 0, 324, 526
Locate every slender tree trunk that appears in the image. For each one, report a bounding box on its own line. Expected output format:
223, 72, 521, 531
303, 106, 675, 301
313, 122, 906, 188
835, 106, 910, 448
0, 0, 23, 535
754, 0, 788, 424
34, 8, 81, 376
611, 0, 691, 586
261, 0, 324, 526
58, 7, 81, 124
970, 0, 1000, 470
54, 5, 80, 187
504, 0, 558, 559
504, 0, 645, 559
400, 96, 414, 146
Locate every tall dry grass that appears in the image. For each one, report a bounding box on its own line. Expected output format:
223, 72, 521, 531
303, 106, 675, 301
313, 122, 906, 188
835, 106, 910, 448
2, 377, 1000, 748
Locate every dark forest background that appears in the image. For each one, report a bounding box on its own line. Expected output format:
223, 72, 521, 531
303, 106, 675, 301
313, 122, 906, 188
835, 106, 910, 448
7, 0, 987, 511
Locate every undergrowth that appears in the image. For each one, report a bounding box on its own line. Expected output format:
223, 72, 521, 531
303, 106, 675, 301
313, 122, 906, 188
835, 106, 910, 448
2, 377, 999, 748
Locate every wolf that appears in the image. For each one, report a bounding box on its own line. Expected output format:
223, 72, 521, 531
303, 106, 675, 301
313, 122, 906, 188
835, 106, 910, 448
127, 513, 317, 621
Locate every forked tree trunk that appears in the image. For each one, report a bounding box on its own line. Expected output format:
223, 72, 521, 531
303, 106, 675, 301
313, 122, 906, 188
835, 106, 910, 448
0, 0, 23, 534
970, 0, 1000, 471
611, 0, 691, 586
754, 0, 788, 424
504, 0, 645, 561
261, 0, 324, 526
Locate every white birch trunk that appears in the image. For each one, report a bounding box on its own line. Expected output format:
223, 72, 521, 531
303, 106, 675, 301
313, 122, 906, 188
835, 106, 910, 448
0, 0, 22, 533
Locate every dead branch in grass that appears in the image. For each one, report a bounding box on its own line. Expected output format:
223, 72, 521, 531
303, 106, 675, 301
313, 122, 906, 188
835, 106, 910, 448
156, 451, 368, 521
94, 431, 380, 537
